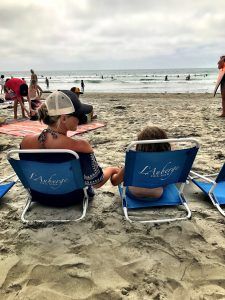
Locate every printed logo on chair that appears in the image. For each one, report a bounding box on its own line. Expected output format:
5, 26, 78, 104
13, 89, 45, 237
139, 162, 180, 181
29, 172, 69, 190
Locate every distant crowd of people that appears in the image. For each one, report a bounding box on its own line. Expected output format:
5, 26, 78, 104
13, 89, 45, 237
1, 56, 225, 121
0, 69, 86, 120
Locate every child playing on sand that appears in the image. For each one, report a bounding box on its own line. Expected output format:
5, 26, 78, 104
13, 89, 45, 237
111, 126, 171, 198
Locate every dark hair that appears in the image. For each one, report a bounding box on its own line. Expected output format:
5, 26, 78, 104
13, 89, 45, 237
67, 111, 87, 125
136, 126, 171, 152
1, 75, 4, 79
19, 84, 28, 96
70, 87, 76, 93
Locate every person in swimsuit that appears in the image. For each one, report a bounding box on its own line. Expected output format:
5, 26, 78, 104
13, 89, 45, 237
28, 79, 43, 110
111, 126, 171, 199
20, 90, 120, 206
217, 56, 225, 117
30, 69, 38, 84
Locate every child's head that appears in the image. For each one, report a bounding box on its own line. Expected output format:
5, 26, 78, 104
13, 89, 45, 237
136, 126, 171, 152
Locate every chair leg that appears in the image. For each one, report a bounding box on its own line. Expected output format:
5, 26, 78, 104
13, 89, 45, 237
209, 194, 225, 217
21, 197, 32, 224
21, 195, 89, 224
123, 197, 192, 224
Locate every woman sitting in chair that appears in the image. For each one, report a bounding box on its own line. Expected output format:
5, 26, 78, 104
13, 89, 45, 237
20, 90, 119, 205
111, 126, 171, 199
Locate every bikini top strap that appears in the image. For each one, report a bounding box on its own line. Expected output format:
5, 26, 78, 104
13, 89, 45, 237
37, 128, 59, 148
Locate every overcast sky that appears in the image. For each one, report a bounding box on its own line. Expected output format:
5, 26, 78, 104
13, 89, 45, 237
0, 0, 225, 71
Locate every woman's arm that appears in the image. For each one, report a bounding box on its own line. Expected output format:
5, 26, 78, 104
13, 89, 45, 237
110, 167, 125, 186
93, 167, 121, 188
37, 85, 43, 98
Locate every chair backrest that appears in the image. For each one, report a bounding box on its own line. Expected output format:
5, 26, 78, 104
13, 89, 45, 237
216, 163, 225, 183
7, 150, 85, 195
124, 139, 199, 188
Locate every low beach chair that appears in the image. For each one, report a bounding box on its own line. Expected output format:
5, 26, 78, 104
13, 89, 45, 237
0, 174, 16, 200
118, 138, 199, 224
7, 149, 89, 224
189, 168, 225, 217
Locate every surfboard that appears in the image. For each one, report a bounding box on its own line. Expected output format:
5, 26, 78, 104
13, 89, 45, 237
214, 68, 225, 97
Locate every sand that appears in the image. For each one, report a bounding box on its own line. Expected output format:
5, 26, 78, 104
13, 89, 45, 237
0, 92, 225, 299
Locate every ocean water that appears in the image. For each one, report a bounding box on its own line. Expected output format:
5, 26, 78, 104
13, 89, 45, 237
2, 68, 218, 93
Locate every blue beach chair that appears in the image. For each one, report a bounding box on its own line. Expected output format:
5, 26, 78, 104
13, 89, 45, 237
7, 149, 89, 224
189, 168, 225, 217
118, 138, 199, 224
0, 174, 16, 200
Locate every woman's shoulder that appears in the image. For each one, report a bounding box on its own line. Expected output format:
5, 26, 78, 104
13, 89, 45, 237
20, 134, 40, 149
60, 136, 93, 154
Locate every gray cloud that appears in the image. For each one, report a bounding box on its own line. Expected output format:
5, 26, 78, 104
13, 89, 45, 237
0, 0, 225, 70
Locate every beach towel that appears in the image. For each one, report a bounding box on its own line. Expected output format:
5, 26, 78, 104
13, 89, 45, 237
0, 119, 105, 137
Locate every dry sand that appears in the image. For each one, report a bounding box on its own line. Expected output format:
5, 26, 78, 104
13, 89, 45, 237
0, 92, 225, 299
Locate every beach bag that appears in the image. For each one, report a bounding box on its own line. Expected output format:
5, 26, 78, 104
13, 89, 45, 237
19, 84, 28, 96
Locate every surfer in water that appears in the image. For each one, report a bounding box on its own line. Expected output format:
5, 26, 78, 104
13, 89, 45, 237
214, 56, 225, 117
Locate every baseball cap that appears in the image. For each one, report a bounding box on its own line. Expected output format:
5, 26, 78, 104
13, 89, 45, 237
45, 90, 93, 117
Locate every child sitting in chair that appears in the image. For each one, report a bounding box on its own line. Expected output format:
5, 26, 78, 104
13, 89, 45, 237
111, 126, 171, 199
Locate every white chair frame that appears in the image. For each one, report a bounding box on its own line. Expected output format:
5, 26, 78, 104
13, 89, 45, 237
189, 170, 225, 217
120, 138, 200, 224
7, 149, 89, 224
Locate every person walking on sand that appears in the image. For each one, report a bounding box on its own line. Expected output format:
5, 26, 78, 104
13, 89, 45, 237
81, 80, 85, 93
45, 77, 49, 89
20, 90, 120, 206
4, 78, 33, 119
214, 55, 225, 117
30, 69, 38, 84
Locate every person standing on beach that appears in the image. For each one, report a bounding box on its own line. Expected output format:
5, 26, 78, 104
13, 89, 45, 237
5, 78, 32, 119
214, 56, 225, 117
45, 77, 49, 88
0, 75, 4, 94
30, 69, 38, 84
81, 80, 85, 93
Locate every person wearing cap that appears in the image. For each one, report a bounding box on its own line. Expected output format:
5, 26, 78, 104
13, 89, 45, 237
70, 86, 96, 122
4, 77, 32, 119
20, 90, 120, 206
